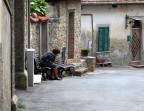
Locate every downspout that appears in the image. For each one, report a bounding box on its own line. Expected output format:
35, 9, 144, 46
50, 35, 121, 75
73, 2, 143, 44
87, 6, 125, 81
65, 1, 68, 60
28, 0, 30, 48
81, 14, 94, 55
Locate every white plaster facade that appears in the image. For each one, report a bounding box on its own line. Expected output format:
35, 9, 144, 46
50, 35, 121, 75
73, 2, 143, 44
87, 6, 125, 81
0, 0, 1, 43
81, 5, 144, 66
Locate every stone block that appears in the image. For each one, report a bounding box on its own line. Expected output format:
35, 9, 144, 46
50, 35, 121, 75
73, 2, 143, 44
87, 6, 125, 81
15, 70, 28, 90
83, 56, 96, 72
74, 67, 88, 76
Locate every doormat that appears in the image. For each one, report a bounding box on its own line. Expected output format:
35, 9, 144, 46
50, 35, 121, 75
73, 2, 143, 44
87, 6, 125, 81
129, 61, 144, 68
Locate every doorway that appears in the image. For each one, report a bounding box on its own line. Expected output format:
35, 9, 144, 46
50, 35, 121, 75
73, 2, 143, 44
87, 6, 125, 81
98, 27, 109, 52
131, 20, 141, 60
68, 11, 74, 59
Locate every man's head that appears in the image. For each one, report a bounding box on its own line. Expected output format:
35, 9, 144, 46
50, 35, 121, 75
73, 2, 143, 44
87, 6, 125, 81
52, 48, 61, 55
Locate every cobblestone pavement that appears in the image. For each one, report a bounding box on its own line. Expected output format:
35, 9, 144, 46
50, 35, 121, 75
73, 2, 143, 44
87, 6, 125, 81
16, 67, 144, 111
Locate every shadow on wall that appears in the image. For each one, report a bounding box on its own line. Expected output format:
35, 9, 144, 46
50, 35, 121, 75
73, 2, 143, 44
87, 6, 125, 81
111, 50, 131, 66
0, 47, 1, 61
141, 50, 144, 61
81, 32, 87, 48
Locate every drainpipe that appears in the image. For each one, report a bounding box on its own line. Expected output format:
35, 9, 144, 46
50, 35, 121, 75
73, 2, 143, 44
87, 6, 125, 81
81, 14, 94, 55
28, 0, 30, 48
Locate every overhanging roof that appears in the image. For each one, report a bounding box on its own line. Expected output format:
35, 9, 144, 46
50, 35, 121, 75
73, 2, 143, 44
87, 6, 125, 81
82, 0, 144, 5
128, 16, 144, 20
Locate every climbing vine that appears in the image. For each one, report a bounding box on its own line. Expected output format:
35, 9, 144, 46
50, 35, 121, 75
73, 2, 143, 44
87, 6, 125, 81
30, 0, 49, 16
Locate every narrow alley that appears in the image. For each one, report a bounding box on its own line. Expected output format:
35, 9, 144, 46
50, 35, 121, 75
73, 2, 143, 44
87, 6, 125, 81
16, 67, 144, 111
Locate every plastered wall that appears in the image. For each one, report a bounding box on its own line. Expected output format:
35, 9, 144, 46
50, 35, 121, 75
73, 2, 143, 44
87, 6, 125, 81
82, 5, 144, 65
0, 0, 11, 111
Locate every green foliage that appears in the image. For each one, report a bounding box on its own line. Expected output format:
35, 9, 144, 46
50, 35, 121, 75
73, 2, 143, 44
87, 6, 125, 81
30, 0, 49, 16
17, 101, 27, 109
81, 48, 90, 53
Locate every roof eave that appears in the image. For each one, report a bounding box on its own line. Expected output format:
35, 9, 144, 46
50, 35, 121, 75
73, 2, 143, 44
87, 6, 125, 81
82, 3, 144, 6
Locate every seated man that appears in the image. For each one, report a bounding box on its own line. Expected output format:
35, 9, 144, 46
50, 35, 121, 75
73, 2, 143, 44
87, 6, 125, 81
39, 48, 61, 80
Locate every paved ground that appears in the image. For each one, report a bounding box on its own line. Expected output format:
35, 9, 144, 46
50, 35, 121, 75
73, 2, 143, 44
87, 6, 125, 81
16, 67, 144, 111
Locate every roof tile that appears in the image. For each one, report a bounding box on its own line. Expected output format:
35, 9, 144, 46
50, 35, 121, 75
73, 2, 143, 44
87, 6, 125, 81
82, 0, 144, 5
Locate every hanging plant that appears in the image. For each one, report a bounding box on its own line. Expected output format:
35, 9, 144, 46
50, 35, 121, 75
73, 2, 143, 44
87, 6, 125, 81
30, 0, 49, 16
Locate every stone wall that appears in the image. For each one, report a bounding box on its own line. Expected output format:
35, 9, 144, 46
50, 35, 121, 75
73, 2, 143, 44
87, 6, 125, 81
0, 0, 14, 111
57, 0, 81, 63
82, 5, 144, 66
0, 44, 3, 111
110, 38, 132, 66
141, 50, 144, 61
30, 22, 40, 57
30, 0, 81, 64
30, 19, 59, 57
15, 0, 28, 90
24, 0, 29, 48
2, 2, 11, 110
48, 19, 60, 50
0, 1, 2, 110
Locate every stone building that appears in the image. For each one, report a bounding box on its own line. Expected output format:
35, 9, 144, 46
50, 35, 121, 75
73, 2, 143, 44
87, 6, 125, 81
30, 0, 81, 63
0, 0, 81, 110
0, 0, 29, 110
0, 1, 13, 110
81, 0, 144, 66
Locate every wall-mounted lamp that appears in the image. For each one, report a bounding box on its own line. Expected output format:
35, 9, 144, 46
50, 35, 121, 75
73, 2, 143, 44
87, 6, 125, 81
125, 15, 135, 29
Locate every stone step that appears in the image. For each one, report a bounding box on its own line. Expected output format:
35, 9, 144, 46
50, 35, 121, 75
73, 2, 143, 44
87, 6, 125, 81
80, 59, 87, 67
66, 60, 88, 76
74, 67, 88, 76
72, 63, 81, 68
71, 59, 87, 69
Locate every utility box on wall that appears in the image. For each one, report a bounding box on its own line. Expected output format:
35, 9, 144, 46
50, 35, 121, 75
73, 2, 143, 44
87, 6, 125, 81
127, 35, 131, 42
89, 40, 92, 49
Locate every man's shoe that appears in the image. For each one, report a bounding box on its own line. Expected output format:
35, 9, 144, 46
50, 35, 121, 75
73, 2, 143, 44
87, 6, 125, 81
42, 77, 47, 81
49, 77, 54, 80
54, 77, 61, 80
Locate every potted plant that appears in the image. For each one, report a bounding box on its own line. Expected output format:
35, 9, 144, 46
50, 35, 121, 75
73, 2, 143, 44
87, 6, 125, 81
30, 0, 49, 21
30, 0, 49, 16
81, 48, 90, 56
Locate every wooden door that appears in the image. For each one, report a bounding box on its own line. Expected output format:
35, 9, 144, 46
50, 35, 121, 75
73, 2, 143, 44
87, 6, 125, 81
98, 27, 109, 52
131, 28, 140, 60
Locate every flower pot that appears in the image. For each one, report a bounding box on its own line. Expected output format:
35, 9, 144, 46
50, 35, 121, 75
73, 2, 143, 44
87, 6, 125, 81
81, 50, 89, 56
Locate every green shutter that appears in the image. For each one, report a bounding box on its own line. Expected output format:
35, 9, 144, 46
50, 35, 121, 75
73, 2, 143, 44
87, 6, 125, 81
98, 28, 104, 52
98, 27, 109, 52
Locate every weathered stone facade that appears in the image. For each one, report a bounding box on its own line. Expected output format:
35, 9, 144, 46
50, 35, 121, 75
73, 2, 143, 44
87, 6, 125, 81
24, 0, 29, 49
84, 56, 96, 72
82, 4, 144, 66
0, 0, 15, 111
15, 0, 28, 90
0, 0, 30, 110
30, 22, 40, 57
30, 0, 81, 63
110, 38, 132, 65
47, 19, 60, 50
